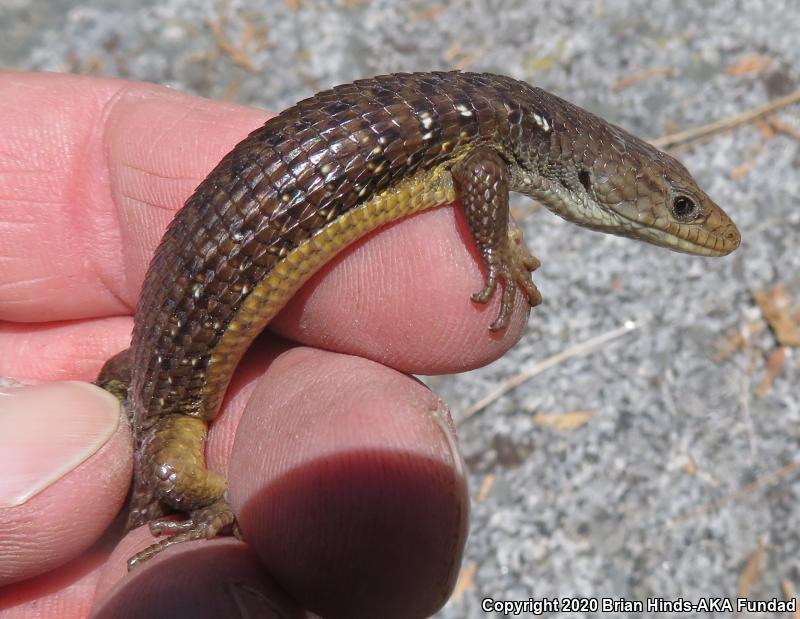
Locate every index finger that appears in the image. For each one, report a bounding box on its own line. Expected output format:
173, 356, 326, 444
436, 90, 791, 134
0, 71, 269, 323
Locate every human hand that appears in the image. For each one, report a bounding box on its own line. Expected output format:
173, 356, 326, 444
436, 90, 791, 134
0, 72, 530, 618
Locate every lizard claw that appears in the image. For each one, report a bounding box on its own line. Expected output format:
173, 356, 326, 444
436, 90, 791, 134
473, 224, 542, 331
127, 498, 238, 571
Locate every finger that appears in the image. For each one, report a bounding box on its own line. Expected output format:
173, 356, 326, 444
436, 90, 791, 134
226, 346, 469, 619
0, 548, 107, 619
271, 202, 532, 374
0, 381, 130, 585
0, 71, 268, 322
93, 534, 303, 619
0, 317, 131, 383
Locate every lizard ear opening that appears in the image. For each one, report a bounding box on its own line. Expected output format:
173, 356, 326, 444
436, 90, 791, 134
578, 169, 592, 193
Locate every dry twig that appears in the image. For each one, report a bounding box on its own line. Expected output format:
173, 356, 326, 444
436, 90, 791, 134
611, 67, 674, 92
459, 321, 637, 424
651, 90, 800, 149
669, 460, 800, 525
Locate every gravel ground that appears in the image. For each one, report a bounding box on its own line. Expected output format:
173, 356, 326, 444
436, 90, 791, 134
2, 1, 799, 617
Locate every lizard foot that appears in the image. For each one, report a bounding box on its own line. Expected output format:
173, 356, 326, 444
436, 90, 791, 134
127, 498, 239, 571
472, 222, 542, 331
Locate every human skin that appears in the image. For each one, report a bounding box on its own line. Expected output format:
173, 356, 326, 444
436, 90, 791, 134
0, 72, 530, 618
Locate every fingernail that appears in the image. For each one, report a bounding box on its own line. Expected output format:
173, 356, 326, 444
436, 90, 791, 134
428, 398, 465, 478
0, 381, 120, 507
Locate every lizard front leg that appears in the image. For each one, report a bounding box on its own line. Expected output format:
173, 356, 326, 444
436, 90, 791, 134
452, 146, 542, 330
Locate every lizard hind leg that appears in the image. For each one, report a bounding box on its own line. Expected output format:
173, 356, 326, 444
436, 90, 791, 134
125, 470, 168, 531
126, 414, 237, 570
126, 497, 238, 570
452, 147, 543, 331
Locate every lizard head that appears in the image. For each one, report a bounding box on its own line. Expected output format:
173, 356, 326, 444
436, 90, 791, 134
515, 106, 741, 257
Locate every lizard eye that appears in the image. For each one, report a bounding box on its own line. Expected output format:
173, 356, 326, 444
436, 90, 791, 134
670, 195, 702, 222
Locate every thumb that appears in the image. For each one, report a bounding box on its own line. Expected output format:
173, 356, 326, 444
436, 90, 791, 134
0, 380, 131, 585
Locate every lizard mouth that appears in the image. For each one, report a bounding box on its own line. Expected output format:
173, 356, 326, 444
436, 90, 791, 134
602, 197, 741, 257
529, 180, 741, 257
626, 217, 741, 257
